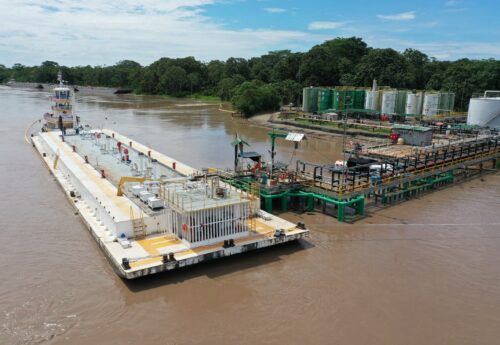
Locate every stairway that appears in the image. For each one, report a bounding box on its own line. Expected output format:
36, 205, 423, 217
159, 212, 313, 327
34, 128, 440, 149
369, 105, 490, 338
130, 207, 146, 239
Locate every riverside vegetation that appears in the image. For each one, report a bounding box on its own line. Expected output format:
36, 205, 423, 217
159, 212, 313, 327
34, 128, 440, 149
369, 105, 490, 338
2, 37, 499, 116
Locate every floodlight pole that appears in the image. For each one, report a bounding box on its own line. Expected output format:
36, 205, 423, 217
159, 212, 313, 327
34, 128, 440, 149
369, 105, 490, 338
342, 95, 352, 162
268, 129, 288, 180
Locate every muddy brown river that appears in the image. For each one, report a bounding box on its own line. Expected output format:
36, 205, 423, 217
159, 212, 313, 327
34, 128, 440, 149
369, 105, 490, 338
1, 86, 499, 345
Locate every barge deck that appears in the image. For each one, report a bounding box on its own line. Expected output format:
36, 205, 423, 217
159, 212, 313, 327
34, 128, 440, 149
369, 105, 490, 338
32, 130, 308, 279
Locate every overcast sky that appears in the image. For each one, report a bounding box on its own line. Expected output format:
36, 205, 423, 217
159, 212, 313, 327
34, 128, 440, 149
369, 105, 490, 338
1, 0, 499, 67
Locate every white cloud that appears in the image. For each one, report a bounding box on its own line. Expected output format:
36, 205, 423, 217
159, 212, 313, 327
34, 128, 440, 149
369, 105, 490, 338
0, 1, 323, 66
368, 37, 500, 60
308, 21, 346, 30
264, 8, 287, 13
377, 11, 416, 21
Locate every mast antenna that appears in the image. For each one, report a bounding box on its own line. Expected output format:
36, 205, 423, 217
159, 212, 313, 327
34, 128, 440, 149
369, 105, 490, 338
57, 70, 63, 86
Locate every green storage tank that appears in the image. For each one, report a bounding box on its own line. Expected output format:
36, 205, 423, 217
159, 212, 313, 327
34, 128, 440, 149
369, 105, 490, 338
353, 90, 366, 110
332, 90, 348, 110
302, 87, 319, 113
395, 90, 407, 114
331, 90, 340, 110
332, 89, 365, 111
318, 88, 332, 112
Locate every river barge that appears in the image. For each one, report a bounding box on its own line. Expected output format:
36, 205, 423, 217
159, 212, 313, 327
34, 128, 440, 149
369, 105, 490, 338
29, 77, 309, 279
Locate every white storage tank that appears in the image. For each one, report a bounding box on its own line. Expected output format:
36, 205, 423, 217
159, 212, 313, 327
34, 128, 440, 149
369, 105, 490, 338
422, 93, 440, 117
381, 91, 397, 114
467, 92, 500, 130
438, 92, 455, 112
405, 92, 423, 115
365, 91, 379, 110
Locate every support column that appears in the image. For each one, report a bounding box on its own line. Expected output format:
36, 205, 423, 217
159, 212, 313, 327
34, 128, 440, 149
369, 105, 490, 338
337, 203, 345, 222
307, 195, 314, 212
282, 195, 289, 212
356, 198, 365, 216
264, 196, 273, 213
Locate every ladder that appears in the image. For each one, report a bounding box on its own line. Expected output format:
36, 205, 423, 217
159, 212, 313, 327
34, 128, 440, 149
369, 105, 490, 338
130, 206, 146, 239
248, 182, 261, 232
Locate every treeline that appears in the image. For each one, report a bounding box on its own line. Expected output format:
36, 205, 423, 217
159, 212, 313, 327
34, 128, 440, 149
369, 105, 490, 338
1, 37, 499, 115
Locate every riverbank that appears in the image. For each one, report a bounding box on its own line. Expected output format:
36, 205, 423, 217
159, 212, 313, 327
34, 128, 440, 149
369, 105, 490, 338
4, 82, 223, 103
5, 81, 117, 96
247, 112, 388, 146
9, 79, 381, 146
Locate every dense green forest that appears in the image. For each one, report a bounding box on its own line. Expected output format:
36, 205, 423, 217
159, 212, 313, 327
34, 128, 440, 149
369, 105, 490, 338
1, 37, 499, 115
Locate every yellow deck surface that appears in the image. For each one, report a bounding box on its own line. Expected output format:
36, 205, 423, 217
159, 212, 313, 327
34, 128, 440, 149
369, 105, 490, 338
130, 217, 299, 269
136, 235, 183, 255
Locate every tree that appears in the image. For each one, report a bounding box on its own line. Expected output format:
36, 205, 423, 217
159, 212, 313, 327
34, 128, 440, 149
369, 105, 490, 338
299, 37, 368, 86
354, 48, 409, 87
271, 52, 302, 82
232, 81, 280, 116
35, 60, 60, 83
158, 65, 188, 96
138, 68, 157, 94
207, 60, 225, 89
403, 49, 430, 89
250, 60, 271, 83
217, 75, 245, 101
272, 80, 302, 105
187, 72, 200, 94
2, 37, 498, 112
224, 57, 250, 79
0, 64, 9, 82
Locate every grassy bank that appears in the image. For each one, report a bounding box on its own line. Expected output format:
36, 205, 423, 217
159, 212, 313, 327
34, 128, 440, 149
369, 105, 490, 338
293, 117, 392, 135
189, 94, 221, 102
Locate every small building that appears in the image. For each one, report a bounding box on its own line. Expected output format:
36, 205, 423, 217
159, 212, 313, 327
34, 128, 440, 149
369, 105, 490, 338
392, 124, 433, 146
321, 112, 338, 121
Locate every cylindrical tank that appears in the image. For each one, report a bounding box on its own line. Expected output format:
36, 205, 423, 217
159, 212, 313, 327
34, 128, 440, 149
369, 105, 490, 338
381, 91, 397, 114
331, 90, 339, 110
422, 93, 440, 117
353, 90, 366, 110
302, 87, 319, 113
332, 90, 356, 110
317, 88, 331, 112
405, 92, 423, 115
365, 91, 379, 110
395, 90, 407, 114
438, 92, 455, 112
467, 97, 500, 129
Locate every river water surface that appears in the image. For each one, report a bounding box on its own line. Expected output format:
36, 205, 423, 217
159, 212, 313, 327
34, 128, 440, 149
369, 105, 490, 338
1, 86, 499, 345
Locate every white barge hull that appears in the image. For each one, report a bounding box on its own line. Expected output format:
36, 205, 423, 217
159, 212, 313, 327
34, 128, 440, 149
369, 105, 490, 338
31, 130, 308, 279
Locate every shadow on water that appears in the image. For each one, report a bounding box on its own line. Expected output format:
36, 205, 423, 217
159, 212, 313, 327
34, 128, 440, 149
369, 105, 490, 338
121, 239, 314, 294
